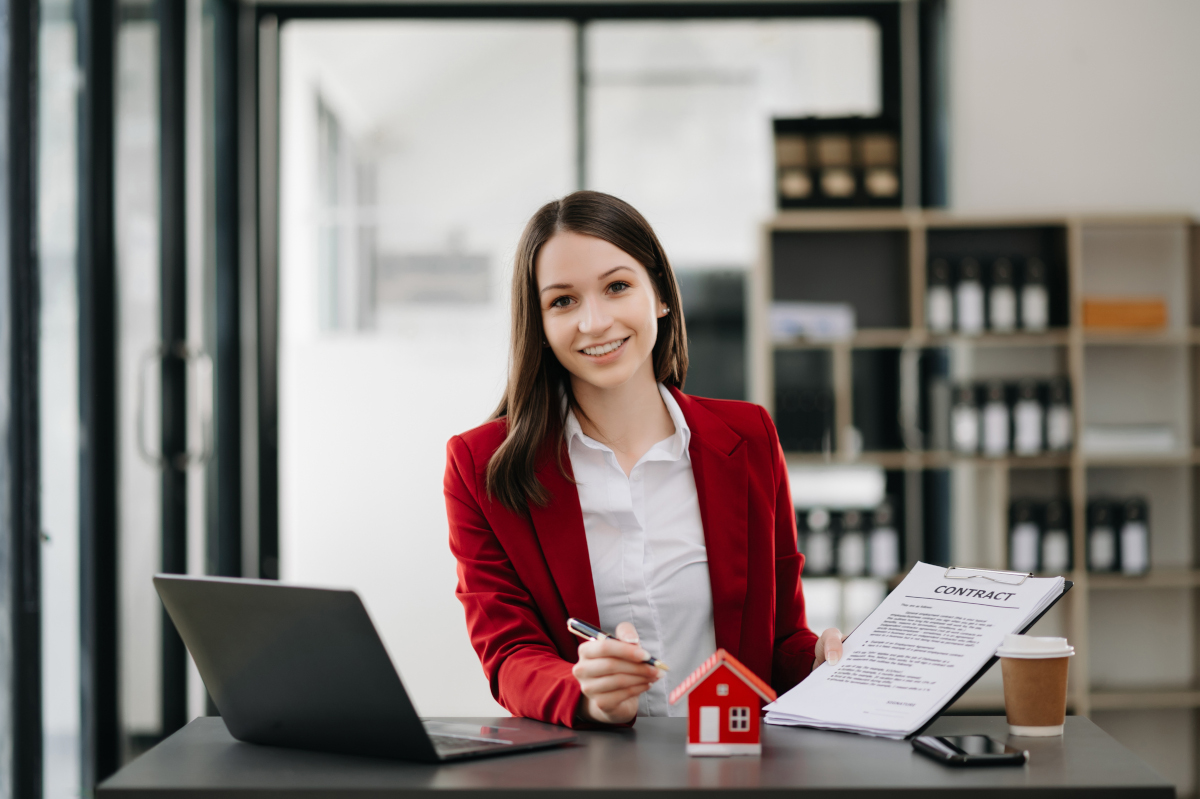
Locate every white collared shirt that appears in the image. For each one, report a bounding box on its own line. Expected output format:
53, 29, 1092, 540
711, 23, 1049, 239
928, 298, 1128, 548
565, 384, 716, 717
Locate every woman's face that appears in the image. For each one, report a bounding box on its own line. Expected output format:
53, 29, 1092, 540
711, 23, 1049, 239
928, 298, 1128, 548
536, 231, 666, 394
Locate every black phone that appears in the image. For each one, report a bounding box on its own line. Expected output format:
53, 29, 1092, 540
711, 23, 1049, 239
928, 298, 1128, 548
912, 735, 1029, 766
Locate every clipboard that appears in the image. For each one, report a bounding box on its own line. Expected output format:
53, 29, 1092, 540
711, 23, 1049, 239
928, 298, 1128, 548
908, 568, 1074, 739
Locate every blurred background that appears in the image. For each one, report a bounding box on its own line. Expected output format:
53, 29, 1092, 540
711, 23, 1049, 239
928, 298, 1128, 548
6, 0, 1200, 797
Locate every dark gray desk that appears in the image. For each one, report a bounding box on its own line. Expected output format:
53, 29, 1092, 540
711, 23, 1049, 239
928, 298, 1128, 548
98, 715, 1173, 798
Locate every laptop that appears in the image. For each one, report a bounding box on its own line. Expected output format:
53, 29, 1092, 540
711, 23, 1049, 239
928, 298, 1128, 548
153, 574, 578, 762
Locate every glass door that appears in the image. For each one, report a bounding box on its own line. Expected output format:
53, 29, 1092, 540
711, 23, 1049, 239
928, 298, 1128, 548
277, 19, 576, 717
114, 0, 213, 764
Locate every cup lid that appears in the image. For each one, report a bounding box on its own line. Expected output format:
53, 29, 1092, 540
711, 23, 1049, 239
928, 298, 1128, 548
995, 634, 1075, 659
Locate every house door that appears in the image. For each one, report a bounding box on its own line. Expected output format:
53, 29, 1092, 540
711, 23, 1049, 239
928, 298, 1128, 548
699, 706, 721, 743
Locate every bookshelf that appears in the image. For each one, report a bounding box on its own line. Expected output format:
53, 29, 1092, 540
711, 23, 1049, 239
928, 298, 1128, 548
753, 211, 1199, 790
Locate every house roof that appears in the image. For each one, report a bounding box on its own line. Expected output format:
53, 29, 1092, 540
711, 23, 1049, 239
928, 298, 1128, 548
668, 648, 778, 705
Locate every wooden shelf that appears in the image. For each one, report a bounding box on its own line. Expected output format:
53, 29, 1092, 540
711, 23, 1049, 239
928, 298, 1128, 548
1083, 452, 1194, 467
1083, 330, 1190, 346
948, 689, 1200, 713
770, 209, 915, 231
785, 451, 1072, 470
1087, 569, 1200, 590
1088, 689, 1200, 711
923, 330, 1070, 348
946, 692, 1092, 713
772, 328, 911, 350
761, 211, 1200, 766
772, 329, 1070, 350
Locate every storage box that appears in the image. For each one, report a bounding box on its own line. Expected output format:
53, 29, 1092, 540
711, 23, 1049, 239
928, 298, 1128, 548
1081, 298, 1167, 329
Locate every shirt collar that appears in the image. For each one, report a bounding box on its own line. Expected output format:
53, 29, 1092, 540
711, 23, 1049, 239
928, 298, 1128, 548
564, 383, 691, 463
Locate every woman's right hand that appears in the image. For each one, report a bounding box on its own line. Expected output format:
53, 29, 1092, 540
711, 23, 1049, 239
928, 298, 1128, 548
813, 627, 844, 670
573, 621, 661, 724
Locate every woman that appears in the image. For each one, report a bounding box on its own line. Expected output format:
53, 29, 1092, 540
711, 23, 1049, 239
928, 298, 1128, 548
444, 191, 842, 727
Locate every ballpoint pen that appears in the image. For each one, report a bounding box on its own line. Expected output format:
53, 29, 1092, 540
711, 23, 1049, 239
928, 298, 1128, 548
567, 618, 670, 671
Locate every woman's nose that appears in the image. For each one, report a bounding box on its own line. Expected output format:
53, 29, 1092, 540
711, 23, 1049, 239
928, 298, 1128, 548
578, 297, 613, 334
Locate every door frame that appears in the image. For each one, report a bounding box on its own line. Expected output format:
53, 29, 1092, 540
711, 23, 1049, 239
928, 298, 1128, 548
2, 0, 44, 795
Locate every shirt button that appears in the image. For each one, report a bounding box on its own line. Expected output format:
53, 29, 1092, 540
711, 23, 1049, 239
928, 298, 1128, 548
632, 471, 642, 482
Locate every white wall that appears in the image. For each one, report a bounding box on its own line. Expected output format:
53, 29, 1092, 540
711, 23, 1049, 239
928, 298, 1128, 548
949, 0, 1200, 217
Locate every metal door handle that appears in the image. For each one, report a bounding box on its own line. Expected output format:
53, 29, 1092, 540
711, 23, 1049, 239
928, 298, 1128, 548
136, 342, 214, 470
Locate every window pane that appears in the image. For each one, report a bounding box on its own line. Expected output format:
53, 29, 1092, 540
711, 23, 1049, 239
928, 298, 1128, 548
278, 20, 574, 716
115, 2, 163, 758
39, 0, 81, 795
587, 19, 880, 268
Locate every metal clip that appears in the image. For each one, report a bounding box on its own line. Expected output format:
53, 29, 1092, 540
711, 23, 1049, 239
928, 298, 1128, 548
943, 566, 1031, 586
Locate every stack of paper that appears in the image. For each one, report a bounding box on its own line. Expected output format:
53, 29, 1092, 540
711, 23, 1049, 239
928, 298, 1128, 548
765, 562, 1066, 739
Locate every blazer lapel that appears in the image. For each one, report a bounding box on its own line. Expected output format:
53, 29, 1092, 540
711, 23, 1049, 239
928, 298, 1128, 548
671, 387, 749, 658
527, 444, 601, 627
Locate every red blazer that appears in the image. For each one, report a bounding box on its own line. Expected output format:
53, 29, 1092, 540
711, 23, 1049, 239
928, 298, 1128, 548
443, 386, 819, 728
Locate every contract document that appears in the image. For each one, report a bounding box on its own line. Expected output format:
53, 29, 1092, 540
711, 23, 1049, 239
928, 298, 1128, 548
765, 562, 1067, 739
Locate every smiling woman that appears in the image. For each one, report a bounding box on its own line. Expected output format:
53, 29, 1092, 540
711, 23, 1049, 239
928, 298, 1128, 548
540, 235, 666, 392
486, 192, 686, 509
443, 191, 844, 729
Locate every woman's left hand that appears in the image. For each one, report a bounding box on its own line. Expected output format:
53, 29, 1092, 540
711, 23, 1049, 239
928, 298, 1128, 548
812, 627, 844, 670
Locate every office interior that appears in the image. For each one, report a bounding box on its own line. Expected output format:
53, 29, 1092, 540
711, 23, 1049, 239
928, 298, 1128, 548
3, 0, 1199, 796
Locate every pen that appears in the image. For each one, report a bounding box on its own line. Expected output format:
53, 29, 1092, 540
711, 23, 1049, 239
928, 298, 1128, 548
567, 618, 670, 671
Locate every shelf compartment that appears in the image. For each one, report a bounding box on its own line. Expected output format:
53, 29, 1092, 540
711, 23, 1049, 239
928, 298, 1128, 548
1082, 345, 1191, 459
774, 349, 835, 453
1081, 222, 1190, 335
1086, 465, 1193, 570
926, 223, 1070, 328
771, 228, 910, 329
853, 349, 903, 451
1088, 587, 1195, 690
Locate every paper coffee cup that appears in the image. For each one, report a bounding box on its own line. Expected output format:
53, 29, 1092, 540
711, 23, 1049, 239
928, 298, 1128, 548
996, 634, 1074, 737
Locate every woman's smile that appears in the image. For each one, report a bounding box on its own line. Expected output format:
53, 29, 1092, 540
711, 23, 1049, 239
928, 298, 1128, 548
580, 337, 629, 359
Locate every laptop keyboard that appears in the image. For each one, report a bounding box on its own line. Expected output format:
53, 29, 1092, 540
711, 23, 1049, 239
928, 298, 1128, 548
430, 734, 512, 754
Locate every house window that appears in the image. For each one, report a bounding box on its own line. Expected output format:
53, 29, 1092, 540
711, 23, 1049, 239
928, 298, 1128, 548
716, 683, 729, 696
729, 706, 750, 731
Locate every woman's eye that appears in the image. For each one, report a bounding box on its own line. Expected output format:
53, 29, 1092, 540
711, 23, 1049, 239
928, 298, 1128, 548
608, 281, 631, 294
550, 295, 573, 308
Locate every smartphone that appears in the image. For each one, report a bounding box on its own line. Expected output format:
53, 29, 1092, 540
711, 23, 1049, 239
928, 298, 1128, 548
912, 735, 1029, 766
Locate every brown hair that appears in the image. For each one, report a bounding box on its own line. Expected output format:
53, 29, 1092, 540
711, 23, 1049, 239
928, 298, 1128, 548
485, 191, 688, 513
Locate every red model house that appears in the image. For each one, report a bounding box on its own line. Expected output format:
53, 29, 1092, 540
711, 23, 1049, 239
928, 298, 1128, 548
668, 649, 777, 756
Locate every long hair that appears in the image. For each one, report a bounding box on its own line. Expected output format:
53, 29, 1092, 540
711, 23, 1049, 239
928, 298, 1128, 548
485, 191, 688, 513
